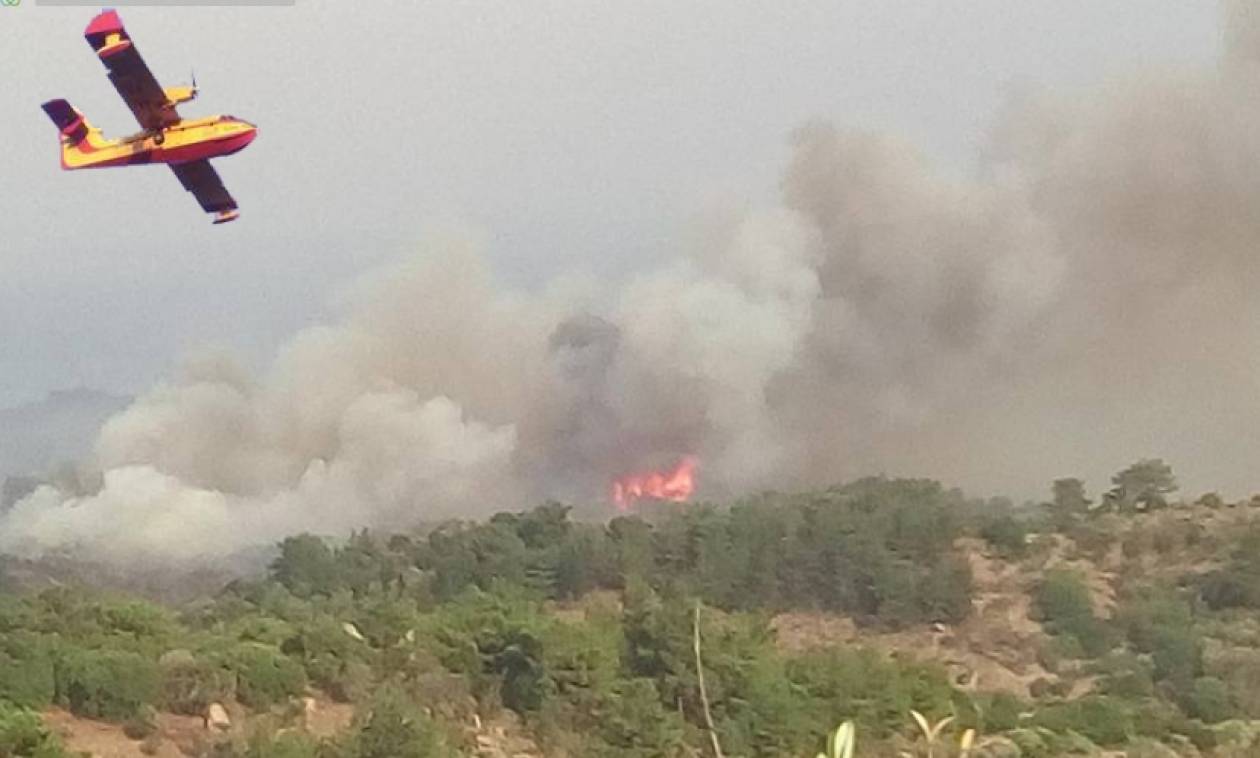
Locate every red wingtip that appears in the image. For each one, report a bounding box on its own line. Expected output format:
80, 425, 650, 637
84, 10, 125, 41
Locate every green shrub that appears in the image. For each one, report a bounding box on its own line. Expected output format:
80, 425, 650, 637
1181, 677, 1235, 724
787, 648, 955, 738
55, 647, 160, 721
423, 588, 554, 713
0, 701, 67, 758
331, 687, 454, 758
1036, 571, 1094, 622
1095, 652, 1155, 699
226, 644, 307, 709
0, 635, 55, 709
1211, 648, 1260, 718
976, 691, 1024, 732
595, 678, 687, 757
979, 515, 1029, 558
246, 730, 322, 758
1150, 626, 1203, 687
1035, 571, 1114, 658
1045, 633, 1086, 661
159, 650, 235, 715
98, 600, 181, 648
1006, 727, 1051, 758
230, 615, 300, 647
122, 705, 158, 740
1199, 568, 1260, 610
280, 616, 373, 700
1032, 695, 1133, 746
1065, 521, 1116, 560
1115, 584, 1194, 651
1130, 699, 1182, 741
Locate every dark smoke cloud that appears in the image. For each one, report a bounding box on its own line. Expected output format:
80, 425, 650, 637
4, 7, 1260, 563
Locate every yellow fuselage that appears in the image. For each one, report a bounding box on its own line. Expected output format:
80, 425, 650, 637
62, 115, 258, 170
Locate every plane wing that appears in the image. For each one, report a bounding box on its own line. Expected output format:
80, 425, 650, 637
170, 160, 238, 219
84, 10, 179, 132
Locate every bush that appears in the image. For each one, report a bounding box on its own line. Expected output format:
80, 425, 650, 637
226, 644, 307, 709
1065, 520, 1116, 559
1211, 648, 1260, 718
787, 648, 955, 738
1035, 571, 1114, 658
980, 515, 1029, 558
1044, 633, 1086, 662
1150, 626, 1203, 687
56, 647, 160, 721
595, 678, 687, 757
1094, 652, 1155, 699
976, 691, 1024, 732
246, 730, 322, 758
159, 650, 235, 715
279, 615, 374, 702
0, 635, 55, 709
1032, 695, 1133, 746
1181, 677, 1235, 724
122, 705, 158, 740
424, 588, 554, 713
1036, 571, 1094, 622
331, 687, 453, 758
1115, 585, 1195, 653
1199, 568, 1260, 610
1006, 728, 1051, 758
0, 702, 66, 758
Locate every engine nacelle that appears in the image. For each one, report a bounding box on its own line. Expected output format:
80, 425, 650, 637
164, 85, 197, 106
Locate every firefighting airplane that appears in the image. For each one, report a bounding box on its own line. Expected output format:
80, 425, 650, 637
41, 10, 257, 224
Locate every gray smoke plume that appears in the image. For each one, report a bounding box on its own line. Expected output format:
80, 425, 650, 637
4, 6, 1260, 564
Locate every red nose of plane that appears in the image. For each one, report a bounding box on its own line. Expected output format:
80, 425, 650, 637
220, 123, 258, 156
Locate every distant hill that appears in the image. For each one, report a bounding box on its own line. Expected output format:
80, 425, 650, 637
0, 387, 130, 479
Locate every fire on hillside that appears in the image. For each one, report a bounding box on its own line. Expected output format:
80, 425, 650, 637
611, 456, 698, 510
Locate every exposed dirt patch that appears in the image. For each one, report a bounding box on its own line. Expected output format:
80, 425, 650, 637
770, 537, 1058, 698
43, 708, 195, 758
43, 693, 356, 757
302, 696, 355, 739
548, 589, 623, 625
470, 710, 544, 758
771, 612, 857, 650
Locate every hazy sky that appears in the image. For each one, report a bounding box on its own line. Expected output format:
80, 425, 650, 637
0, 1, 1222, 408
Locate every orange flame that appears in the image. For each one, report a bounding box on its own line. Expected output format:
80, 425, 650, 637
612, 456, 698, 509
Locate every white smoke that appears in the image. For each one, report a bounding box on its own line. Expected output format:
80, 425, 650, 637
5, 5, 1260, 563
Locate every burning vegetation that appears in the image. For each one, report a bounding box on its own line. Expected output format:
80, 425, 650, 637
611, 456, 698, 509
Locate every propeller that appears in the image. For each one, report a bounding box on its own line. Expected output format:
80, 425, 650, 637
190, 69, 199, 99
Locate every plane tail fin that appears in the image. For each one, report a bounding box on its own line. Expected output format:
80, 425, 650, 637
41, 99, 113, 169
42, 99, 91, 144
